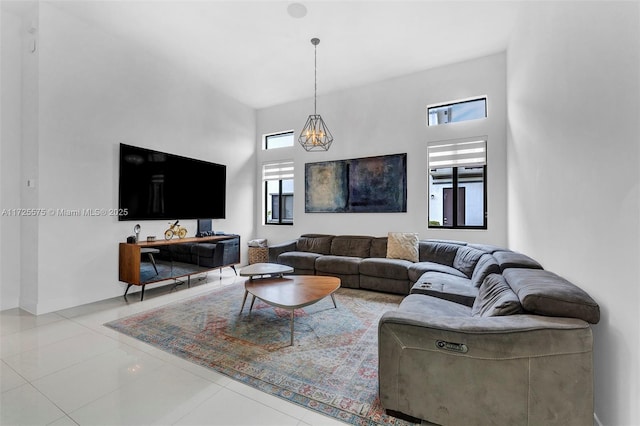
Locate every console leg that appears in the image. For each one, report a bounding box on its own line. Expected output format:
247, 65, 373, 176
231, 265, 237, 275
123, 284, 132, 298
140, 285, 146, 301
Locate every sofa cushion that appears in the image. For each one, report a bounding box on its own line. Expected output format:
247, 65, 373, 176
370, 237, 388, 258
398, 293, 472, 317
453, 246, 485, 278
472, 273, 523, 317
387, 232, 419, 262
419, 242, 460, 266
277, 251, 321, 271
315, 255, 362, 275
493, 251, 543, 271
360, 257, 411, 280
296, 234, 334, 254
411, 272, 477, 307
470, 254, 501, 288
360, 275, 410, 295
330, 235, 371, 258
408, 262, 467, 283
504, 269, 600, 324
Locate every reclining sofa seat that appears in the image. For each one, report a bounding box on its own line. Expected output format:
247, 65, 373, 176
379, 268, 600, 426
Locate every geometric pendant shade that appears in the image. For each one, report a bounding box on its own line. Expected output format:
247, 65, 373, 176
299, 114, 333, 151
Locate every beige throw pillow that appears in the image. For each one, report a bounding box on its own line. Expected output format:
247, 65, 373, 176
386, 232, 419, 262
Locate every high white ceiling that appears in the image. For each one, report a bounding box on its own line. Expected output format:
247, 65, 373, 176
10, 1, 523, 109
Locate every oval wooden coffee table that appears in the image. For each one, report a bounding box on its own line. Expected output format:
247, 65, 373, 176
241, 275, 341, 346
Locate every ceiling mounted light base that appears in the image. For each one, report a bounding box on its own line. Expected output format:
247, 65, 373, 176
299, 114, 333, 151
298, 37, 333, 152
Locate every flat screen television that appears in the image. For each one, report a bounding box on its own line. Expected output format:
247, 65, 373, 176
118, 143, 226, 221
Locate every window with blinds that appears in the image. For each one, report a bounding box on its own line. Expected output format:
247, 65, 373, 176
428, 138, 487, 229
263, 161, 294, 225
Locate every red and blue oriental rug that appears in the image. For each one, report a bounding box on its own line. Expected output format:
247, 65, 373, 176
105, 283, 416, 425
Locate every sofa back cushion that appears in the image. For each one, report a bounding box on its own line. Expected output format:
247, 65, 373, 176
330, 235, 372, 258
493, 250, 543, 271
453, 246, 485, 278
296, 234, 334, 255
419, 242, 459, 266
470, 253, 501, 287
504, 269, 600, 324
370, 237, 388, 258
472, 273, 523, 317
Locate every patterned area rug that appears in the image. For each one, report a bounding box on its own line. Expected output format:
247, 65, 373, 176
105, 282, 417, 425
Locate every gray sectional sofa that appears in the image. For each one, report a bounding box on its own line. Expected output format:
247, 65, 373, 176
268, 234, 600, 425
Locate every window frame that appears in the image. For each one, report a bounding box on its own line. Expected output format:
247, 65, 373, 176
427, 138, 488, 230
264, 131, 295, 150
427, 96, 487, 127
428, 165, 487, 230
262, 160, 294, 226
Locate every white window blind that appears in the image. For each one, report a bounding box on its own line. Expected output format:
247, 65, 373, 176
263, 161, 294, 181
428, 139, 486, 169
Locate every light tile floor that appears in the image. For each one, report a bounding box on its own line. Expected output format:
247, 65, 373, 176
0, 271, 348, 425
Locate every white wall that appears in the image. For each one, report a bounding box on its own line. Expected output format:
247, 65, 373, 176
3, 2, 257, 314
256, 53, 507, 246
0, 8, 24, 310
506, 2, 640, 425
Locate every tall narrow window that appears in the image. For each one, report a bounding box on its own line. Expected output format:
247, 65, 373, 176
263, 161, 294, 225
428, 139, 487, 229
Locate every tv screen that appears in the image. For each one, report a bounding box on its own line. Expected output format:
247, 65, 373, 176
118, 143, 226, 221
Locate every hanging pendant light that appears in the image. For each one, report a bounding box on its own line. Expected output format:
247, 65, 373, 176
298, 38, 333, 151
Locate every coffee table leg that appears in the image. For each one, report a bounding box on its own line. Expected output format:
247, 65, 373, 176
240, 290, 249, 314
330, 293, 337, 308
249, 295, 256, 312
290, 310, 294, 346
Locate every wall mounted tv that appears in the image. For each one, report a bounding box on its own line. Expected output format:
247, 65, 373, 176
118, 143, 226, 221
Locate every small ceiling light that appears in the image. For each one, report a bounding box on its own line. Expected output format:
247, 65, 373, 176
287, 2, 307, 19
299, 38, 333, 152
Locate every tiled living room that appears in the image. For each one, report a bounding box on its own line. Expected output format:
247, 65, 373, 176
1, 1, 639, 425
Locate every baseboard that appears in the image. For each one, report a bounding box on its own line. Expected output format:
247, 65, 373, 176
594, 412, 603, 426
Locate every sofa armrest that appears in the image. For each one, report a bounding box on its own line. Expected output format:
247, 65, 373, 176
379, 310, 594, 425
268, 240, 297, 263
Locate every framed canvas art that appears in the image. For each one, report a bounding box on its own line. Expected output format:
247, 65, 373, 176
305, 153, 407, 213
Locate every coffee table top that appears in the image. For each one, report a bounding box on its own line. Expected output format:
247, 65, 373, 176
244, 275, 340, 310
239, 263, 293, 277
